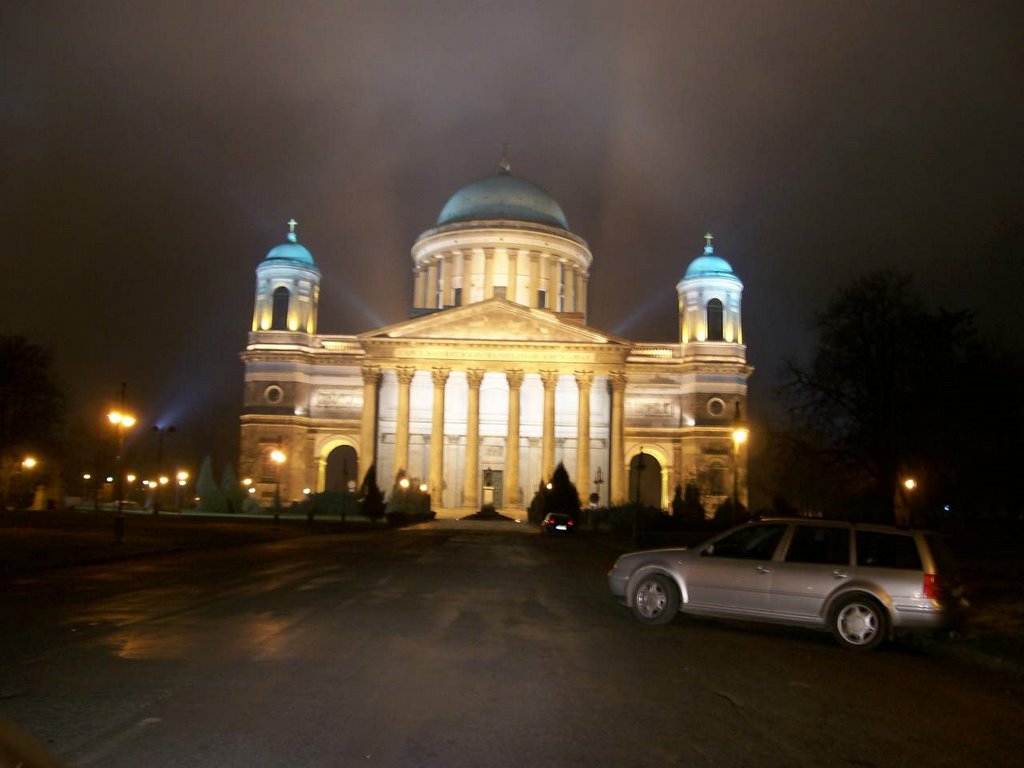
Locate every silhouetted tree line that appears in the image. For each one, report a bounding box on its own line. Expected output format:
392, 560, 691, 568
775, 270, 1022, 525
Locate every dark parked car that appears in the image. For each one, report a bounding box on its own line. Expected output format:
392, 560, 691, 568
541, 512, 576, 533
608, 518, 966, 650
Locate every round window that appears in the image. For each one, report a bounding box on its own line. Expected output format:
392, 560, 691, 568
707, 397, 725, 417
264, 385, 284, 404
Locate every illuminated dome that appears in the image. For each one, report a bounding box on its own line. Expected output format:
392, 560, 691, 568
437, 168, 569, 231
683, 238, 734, 279
264, 220, 315, 266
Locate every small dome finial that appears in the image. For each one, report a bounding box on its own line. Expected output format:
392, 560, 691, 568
287, 218, 299, 243
497, 142, 512, 174
704, 232, 714, 254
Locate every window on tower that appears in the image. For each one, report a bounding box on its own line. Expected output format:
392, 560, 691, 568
706, 298, 724, 341
271, 287, 290, 330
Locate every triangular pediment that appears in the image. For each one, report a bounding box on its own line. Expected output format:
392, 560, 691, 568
360, 298, 627, 345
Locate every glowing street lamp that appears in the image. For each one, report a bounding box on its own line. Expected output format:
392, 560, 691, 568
732, 427, 749, 510
270, 449, 286, 520
22, 457, 37, 470
108, 404, 137, 540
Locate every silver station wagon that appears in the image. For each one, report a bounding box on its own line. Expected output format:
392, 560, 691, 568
608, 518, 965, 650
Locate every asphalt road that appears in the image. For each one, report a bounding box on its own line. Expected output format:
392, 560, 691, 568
1, 522, 1022, 767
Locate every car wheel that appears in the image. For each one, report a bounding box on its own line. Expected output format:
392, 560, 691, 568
830, 594, 887, 651
630, 574, 679, 625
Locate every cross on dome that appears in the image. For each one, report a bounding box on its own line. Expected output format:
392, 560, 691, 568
497, 143, 512, 174
287, 218, 299, 242
704, 232, 714, 254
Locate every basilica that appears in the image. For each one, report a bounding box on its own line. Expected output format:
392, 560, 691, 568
239, 162, 751, 517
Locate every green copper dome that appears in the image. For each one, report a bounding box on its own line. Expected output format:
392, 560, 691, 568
264, 220, 316, 266
437, 170, 569, 230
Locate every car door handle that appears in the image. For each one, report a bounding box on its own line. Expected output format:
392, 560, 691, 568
756, 564, 771, 575
832, 570, 849, 579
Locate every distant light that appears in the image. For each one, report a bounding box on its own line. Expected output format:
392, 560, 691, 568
159, 476, 169, 485
399, 477, 410, 490
178, 480, 186, 487
546, 482, 553, 490
248, 488, 255, 494
22, 457, 37, 469
106, 476, 114, 483
83, 473, 92, 480
177, 471, 189, 481
419, 484, 428, 493
126, 474, 137, 483
242, 478, 253, 486
302, 487, 311, 495
732, 428, 749, 446
270, 450, 286, 464
904, 478, 917, 491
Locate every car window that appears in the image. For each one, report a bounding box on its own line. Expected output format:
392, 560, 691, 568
856, 531, 922, 570
785, 525, 850, 566
705, 524, 786, 560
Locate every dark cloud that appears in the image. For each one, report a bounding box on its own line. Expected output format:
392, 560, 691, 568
2, 1, 1021, 469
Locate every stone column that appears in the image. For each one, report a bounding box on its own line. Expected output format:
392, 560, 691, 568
550, 257, 560, 310
463, 369, 485, 509
566, 265, 576, 313
437, 256, 448, 308
359, 365, 382, 483
483, 248, 494, 298
609, 371, 627, 504
394, 366, 416, 482
540, 370, 558, 480
505, 369, 524, 507
581, 274, 589, 322
462, 250, 472, 303
529, 252, 540, 307
426, 262, 438, 309
413, 267, 425, 309
574, 371, 593, 495
429, 367, 450, 504
506, 249, 518, 303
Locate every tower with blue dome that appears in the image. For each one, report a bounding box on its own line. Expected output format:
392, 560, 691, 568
251, 219, 321, 334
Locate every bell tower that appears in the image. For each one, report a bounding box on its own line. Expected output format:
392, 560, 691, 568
252, 219, 321, 334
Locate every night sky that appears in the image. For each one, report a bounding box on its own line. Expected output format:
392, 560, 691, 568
2, 1, 1021, 473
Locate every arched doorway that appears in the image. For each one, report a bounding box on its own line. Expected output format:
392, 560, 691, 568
325, 445, 358, 493
629, 451, 662, 507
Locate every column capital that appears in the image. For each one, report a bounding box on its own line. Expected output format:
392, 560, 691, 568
608, 369, 628, 392
574, 370, 594, 389
466, 368, 485, 388
505, 368, 525, 389
361, 365, 382, 385
396, 365, 416, 385
431, 367, 450, 387
539, 369, 559, 390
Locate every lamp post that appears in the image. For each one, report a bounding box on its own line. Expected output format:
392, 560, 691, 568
270, 449, 286, 525
108, 407, 137, 543
150, 425, 176, 514
175, 471, 189, 511
732, 427, 749, 512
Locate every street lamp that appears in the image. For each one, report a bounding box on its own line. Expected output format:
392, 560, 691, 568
270, 449, 286, 523
732, 427, 749, 511
108, 408, 136, 543
175, 470, 189, 511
